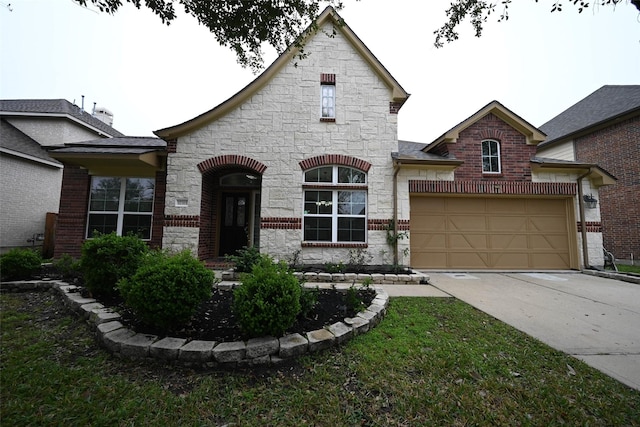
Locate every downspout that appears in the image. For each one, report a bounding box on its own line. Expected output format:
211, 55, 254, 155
576, 168, 592, 269
392, 161, 401, 266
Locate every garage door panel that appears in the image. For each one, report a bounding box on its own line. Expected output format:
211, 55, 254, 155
448, 252, 491, 268
447, 216, 486, 231
529, 234, 570, 250
410, 196, 573, 269
448, 234, 487, 249
487, 198, 526, 213
490, 234, 529, 249
487, 216, 527, 231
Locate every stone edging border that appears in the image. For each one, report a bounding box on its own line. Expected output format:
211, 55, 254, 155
222, 269, 429, 284
1, 280, 389, 368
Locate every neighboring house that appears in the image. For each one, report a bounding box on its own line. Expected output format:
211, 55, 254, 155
0, 99, 124, 255
537, 85, 640, 264
47, 7, 615, 270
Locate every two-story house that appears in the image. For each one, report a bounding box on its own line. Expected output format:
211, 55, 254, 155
0, 99, 123, 256
48, 7, 614, 270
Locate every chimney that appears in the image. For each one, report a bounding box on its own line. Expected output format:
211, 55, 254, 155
93, 106, 114, 127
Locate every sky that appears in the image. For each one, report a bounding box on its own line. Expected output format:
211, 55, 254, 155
1, 0, 639, 143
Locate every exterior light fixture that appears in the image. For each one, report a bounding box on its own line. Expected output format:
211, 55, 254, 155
583, 194, 598, 209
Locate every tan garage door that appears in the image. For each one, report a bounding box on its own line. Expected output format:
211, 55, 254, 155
410, 196, 576, 269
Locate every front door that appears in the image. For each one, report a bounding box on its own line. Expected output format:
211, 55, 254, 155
219, 192, 249, 256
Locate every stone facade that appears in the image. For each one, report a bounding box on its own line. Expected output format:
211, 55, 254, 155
163, 20, 402, 265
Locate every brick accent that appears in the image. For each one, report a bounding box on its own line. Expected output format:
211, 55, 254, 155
367, 218, 409, 231
197, 155, 267, 174
164, 215, 200, 227
301, 242, 368, 248
574, 115, 640, 260
261, 217, 301, 229
53, 166, 90, 259
409, 180, 577, 195
149, 170, 166, 250
320, 73, 336, 84
577, 221, 603, 233
389, 102, 402, 115
299, 154, 372, 172
447, 113, 538, 181
166, 138, 177, 153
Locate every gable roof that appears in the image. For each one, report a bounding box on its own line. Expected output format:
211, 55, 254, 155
155, 6, 409, 140
424, 101, 546, 153
539, 85, 640, 146
0, 99, 125, 137
0, 119, 62, 168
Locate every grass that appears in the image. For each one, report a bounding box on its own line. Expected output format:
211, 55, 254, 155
615, 264, 640, 274
2, 292, 639, 426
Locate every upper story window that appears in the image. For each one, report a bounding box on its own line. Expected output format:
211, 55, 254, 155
87, 176, 155, 240
303, 166, 367, 243
320, 73, 336, 121
482, 139, 501, 174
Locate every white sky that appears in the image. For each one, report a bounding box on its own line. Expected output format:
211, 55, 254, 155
1, 0, 638, 142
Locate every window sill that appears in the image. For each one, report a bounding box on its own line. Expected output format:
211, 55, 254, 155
482, 173, 503, 177
302, 242, 367, 248
320, 117, 336, 123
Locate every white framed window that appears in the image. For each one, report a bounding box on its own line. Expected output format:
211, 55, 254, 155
303, 166, 367, 243
320, 73, 336, 120
482, 139, 501, 173
87, 176, 155, 240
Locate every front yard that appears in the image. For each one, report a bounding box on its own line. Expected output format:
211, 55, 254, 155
2, 291, 638, 426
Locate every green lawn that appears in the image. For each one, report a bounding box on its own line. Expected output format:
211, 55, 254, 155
615, 264, 640, 274
2, 291, 639, 426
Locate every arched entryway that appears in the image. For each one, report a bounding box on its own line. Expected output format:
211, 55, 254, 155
197, 156, 266, 260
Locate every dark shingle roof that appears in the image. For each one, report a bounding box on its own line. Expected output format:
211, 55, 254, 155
48, 137, 165, 155
0, 99, 125, 137
0, 119, 62, 166
539, 85, 640, 146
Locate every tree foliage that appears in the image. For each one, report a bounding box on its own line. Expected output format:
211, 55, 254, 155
434, 0, 640, 48
73, 0, 345, 71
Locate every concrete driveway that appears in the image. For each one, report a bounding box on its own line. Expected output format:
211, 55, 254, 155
425, 272, 640, 391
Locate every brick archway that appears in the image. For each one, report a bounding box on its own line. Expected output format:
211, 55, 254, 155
299, 154, 371, 172
198, 155, 267, 175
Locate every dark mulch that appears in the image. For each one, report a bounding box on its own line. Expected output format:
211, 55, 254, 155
97, 287, 376, 342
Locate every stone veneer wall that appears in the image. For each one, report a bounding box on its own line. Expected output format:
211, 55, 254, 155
163, 22, 400, 265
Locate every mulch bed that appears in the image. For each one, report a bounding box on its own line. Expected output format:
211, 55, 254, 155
97, 287, 376, 342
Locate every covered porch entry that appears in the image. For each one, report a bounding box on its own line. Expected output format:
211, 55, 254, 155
197, 155, 266, 261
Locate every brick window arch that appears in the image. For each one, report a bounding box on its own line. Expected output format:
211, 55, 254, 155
197, 155, 267, 175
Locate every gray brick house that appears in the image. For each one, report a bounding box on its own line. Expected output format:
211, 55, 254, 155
47, 7, 615, 270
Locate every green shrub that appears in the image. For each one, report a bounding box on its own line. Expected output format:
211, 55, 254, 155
52, 254, 81, 280
118, 250, 215, 332
233, 257, 301, 338
80, 233, 148, 297
0, 248, 42, 281
226, 246, 263, 273
345, 284, 365, 313
299, 286, 319, 319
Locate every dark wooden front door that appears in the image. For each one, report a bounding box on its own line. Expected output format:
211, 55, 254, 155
219, 192, 249, 256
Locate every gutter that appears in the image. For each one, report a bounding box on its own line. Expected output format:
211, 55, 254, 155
392, 161, 401, 266
576, 168, 592, 269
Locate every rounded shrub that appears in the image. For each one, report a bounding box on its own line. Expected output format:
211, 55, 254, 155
80, 232, 148, 297
0, 248, 42, 281
233, 256, 302, 338
118, 250, 215, 332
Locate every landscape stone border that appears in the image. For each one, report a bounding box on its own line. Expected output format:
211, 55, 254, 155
222, 269, 429, 284
1, 279, 390, 368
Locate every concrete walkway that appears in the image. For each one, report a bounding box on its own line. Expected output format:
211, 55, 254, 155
414, 272, 640, 391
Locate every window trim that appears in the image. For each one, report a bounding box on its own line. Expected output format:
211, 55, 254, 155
302, 165, 367, 244
481, 139, 502, 174
86, 176, 155, 240
320, 73, 336, 122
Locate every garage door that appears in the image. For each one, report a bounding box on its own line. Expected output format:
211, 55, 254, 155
410, 196, 576, 269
